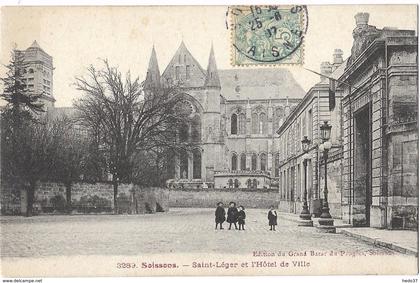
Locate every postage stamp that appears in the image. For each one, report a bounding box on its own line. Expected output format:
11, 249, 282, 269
229, 5, 308, 66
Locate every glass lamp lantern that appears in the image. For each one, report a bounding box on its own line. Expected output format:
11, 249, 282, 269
320, 121, 332, 142
301, 135, 311, 153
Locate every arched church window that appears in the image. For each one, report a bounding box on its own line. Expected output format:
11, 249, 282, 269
231, 153, 237, 171
259, 112, 267, 134
180, 149, 188, 179
231, 113, 238, 135
234, 179, 239, 188
260, 153, 267, 171
239, 113, 246, 135
252, 113, 258, 134
251, 153, 257, 171
240, 153, 246, 170
193, 149, 201, 179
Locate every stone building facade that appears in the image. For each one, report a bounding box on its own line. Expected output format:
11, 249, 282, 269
277, 50, 345, 217
146, 42, 304, 190
340, 13, 418, 229
16, 41, 56, 111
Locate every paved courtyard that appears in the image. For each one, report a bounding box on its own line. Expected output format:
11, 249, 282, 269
1, 208, 409, 258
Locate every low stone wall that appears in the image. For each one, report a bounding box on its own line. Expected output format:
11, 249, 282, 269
0, 181, 169, 215
169, 188, 279, 209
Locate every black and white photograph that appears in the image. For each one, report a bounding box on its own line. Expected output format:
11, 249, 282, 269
0, 3, 418, 279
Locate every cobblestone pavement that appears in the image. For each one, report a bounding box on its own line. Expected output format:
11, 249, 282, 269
0, 208, 409, 257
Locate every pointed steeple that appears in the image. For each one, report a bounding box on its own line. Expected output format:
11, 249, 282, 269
27, 40, 44, 52
145, 45, 161, 89
205, 44, 221, 88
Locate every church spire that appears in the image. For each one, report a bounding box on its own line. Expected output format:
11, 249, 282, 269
204, 44, 221, 88
145, 45, 161, 89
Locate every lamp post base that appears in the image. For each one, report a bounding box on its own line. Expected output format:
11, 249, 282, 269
317, 218, 336, 233
298, 219, 314, 227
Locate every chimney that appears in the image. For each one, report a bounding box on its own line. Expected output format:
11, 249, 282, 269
355, 12, 369, 28
333, 49, 343, 65
320, 61, 332, 82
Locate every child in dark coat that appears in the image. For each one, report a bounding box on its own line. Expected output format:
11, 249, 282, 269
237, 206, 246, 230
215, 202, 226, 230
268, 205, 278, 231
227, 202, 238, 230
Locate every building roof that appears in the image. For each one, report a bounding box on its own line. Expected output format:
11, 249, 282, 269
218, 68, 306, 100
161, 41, 207, 88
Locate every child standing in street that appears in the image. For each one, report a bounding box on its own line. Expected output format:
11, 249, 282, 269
227, 202, 238, 230
268, 205, 278, 231
237, 205, 246, 231
215, 202, 226, 230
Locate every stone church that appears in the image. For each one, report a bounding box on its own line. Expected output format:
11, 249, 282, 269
145, 42, 305, 190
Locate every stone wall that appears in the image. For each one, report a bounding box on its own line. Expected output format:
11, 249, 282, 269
0, 181, 169, 215
169, 188, 279, 209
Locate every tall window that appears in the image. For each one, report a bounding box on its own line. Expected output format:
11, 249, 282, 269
179, 122, 189, 142
231, 114, 238, 135
180, 149, 188, 179
239, 113, 246, 134
186, 65, 190, 80
175, 66, 180, 80
231, 154, 237, 171
234, 179, 239, 188
252, 113, 258, 134
275, 153, 280, 177
193, 149, 201, 179
259, 113, 267, 134
240, 153, 246, 170
308, 109, 313, 140
251, 153, 257, 170
260, 153, 267, 171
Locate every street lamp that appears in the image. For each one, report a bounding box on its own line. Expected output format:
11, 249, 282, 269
318, 121, 335, 233
320, 120, 332, 142
298, 136, 313, 227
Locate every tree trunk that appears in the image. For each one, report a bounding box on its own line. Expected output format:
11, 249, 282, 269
113, 179, 118, 214
65, 182, 72, 214
25, 183, 35, 217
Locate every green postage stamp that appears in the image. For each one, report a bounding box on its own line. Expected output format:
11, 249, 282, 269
230, 5, 308, 66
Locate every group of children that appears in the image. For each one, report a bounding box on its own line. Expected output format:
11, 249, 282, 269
215, 202, 278, 231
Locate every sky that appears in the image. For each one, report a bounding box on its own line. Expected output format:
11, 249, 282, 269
0, 5, 417, 107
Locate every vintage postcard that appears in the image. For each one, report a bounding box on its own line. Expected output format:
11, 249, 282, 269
0, 4, 418, 279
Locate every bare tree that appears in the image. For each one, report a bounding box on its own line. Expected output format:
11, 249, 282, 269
48, 115, 87, 213
74, 59, 191, 212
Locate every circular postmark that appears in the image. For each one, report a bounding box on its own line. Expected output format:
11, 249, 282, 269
229, 5, 308, 65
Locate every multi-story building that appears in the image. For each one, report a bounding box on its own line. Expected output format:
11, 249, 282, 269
340, 13, 418, 229
276, 49, 346, 217
145, 42, 304, 189
16, 41, 55, 111
277, 12, 418, 230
